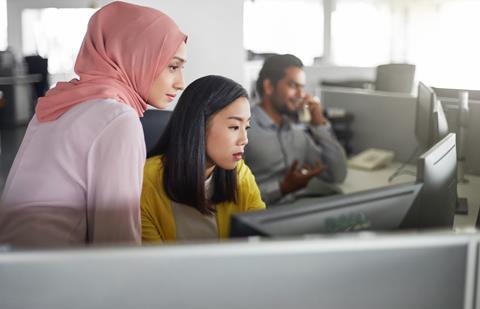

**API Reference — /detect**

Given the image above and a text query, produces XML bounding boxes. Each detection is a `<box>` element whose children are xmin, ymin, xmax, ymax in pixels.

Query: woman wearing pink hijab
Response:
<box><xmin>0</xmin><ymin>1</ymin><xmax>187</xmax><ymax>247</ymax></box>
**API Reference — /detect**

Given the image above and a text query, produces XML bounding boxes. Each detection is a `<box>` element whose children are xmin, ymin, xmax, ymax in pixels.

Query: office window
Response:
<box><xmin>405</xmin><ymin>1</ymin><xmax>480</xmax><ymax>89</ymax></box>
<box><xmin>243</xmin><ymin>0</ymin><xmax>324</xmax><ymax>65</ymax></box>
<box><xmin>22</xmin><ymin>8</ymin><xmax>96</xmax><ymax>74</ymax></box>
<box><xmin>0</xmin><ymin>0</ymin><xmax>7</xmax><ymax>50</ymax></box>
<box><xmin>331</xmin><ymin>0</ymin><xmax>391</xmax><ymax>66</ymax></box>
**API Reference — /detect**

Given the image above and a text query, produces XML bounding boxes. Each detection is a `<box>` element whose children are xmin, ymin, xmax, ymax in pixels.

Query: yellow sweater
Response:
<box><xmin>141</xmin><ymin>156</ymin><xmax>266</xmax><ymax>243</ymax></box>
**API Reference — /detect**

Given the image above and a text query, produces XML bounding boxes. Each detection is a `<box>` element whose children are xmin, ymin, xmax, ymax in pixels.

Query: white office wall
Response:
<box><xmin>0</xmin><ymin>0</ymin><xmax>6</xmax><ymax>50</ymax></box>
<box><xmin>136</xmin><ymin>0</ymin><xmax>245</xmax><ymax>86</ymax></box>
<box><xmin>6</xmin><ymin>0</ymin><xmax>245</xmax><ymax>87</ymax></box>
<box><xmin>244</xmin><ymin>0</ymin><xmax>324</xmax><ymax>65</ymax></box>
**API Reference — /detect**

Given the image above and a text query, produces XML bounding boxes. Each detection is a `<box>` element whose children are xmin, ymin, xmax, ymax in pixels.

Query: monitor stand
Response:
<box><xmin>455</xmin><ymin>197</ymin><xmax>469</xmax><ymax>215</ymax></box>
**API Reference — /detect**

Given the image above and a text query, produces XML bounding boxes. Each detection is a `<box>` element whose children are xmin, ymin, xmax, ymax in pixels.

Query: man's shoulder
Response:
<box><xmin>249</xmin><ymin>104</ymin><xmax>274</xmax><ymax>129</ymax></box>
<box><xmin>249</xmin><ymin>104</ymin><xmax>262</xmax><ymax>121</ymax></box>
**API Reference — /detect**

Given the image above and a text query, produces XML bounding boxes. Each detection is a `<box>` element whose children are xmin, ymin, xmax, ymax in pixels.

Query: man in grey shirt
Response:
<box><xmin>245</xmin><ymin>54</ymin><xmax>347</xmax><ymax>206</ymax></box>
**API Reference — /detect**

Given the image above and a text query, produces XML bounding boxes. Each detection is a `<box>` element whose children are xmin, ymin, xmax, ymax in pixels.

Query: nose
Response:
<box><xmin>173</xmin><ymin>71</ymin><xmax>185</xmax><ymax>91</ymax></box>
<box><xmin>238</xmin><ymin>127</ymin><xmax>248</xmax><ymax>146</ymax></box>
<box><xmin>296</xmin><ymin>87</ymin><xmax>305</xmax><ymax>99</ymax></box>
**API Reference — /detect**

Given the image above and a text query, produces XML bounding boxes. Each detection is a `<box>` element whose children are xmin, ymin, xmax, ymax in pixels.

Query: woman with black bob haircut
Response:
<box><xmin>141</xmin><ymin>75</ymin><xmax>265</xmax><ymax>243</ymax></box>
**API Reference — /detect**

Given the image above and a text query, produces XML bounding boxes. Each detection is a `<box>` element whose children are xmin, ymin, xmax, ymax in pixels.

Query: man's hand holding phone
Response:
<box><xmin>300</xmin><ymin>94</ymin><xmax>328</xmax><ymax>126</ymax></box>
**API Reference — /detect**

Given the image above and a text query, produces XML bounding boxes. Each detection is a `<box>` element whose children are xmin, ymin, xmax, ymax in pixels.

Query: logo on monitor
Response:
<box><xmin>325</xmin><ymin>213</ymin><xmax>371</xmax><ymax>233</ymax></box>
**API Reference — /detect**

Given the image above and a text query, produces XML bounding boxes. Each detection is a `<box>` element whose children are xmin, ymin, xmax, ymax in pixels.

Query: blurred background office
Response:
<box><xmin>0</xmin><ymin>0</ymin><xmax>479</xmax><ymax>190</ymax></box>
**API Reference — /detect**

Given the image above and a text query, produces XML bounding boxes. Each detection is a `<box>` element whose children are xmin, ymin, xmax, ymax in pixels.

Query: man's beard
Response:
<box><xmin>271</xmin><ymin>95</ymin><xmax>299</xmax><ymax>121</ymax></box>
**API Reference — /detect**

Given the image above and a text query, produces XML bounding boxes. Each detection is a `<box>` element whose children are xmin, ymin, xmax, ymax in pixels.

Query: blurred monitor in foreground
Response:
<box><xmin>0</xmin><ymin>232</ymin><xmax>477</xmax><ymax>309</ymax></box>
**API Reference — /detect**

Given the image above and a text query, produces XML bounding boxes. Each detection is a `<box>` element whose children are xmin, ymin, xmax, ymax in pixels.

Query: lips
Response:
<box><xmin>233</xmin><ymin>152</ymin><xmax>243</xmax><ymax>161</ymax></box>
<box><xmin>166</xmin><ymin>94</ymin><xmax>176</xmax><ymax>102</ymax></box>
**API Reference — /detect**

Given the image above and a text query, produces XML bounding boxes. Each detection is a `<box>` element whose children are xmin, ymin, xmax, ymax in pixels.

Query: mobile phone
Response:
<box><xmin>298</xmin><ymin>104</ymin><xmax>311</xmax><ymax>123</ymax></box>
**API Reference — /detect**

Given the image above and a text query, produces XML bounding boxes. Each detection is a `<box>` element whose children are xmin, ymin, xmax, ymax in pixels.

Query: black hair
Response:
<box><xmin>149</xmin><ymin>75</ymin><xmax>249</xmax><ymax>214</ymax></box>
<box><xmin>255</xmin><ymin>54</ymin><xmax>304</xmax><ymax>98</ymax></box>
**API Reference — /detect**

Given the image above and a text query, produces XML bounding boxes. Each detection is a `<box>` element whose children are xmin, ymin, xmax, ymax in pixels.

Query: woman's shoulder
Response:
<box><xmin>233</xmin><ymin>160</ymin><xmax>266</xmax><ymax>210</ymax></box>
<box><xmin>235</xmin><ymin>160</ymin><xmax>254</xmax><ymax>182</ymax></box>
<box><xmin>144</xmin><ymin>155</ymin><xmax>164</xmax><ymax>181</ymax></box>
<box><xmin>61</xmin><ymin>99</ymin><xmax>140</xmax><ymax>132</ymax></box>
<box><xmin>91</xmin><ymin>99</ymin><xmax>138</xmax><ymax>122</ymax></box>
<box><xmin>73</xmin><ymin>98</ymin><xmax>135</xmax><ymax>116</ymax></box>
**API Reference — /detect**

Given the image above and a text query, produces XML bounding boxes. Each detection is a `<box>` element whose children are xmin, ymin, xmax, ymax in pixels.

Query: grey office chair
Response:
<box><xmin>375</xmin><ymin>63</ymin><xmax>416</xmax><ymax>93</ymax></box>
<box><xmin>140</xmin><ymin>109</ymin><xmax>172</xmax><ymax>154</ymax></box>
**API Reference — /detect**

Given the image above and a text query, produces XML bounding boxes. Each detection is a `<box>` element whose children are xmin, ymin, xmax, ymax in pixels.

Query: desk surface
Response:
<box><xmin>339</xmin><ymin>162</ymin><xmax>480</xmax><ymax>229</ymax></box>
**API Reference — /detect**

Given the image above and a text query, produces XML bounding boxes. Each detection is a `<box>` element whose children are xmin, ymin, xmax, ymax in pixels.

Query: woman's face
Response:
<box><xmin>206</xmin><ymin>97</ymin><xmax>251</xmax><ymax>171</ymax></box>
<box><xmin>147</xmin><ymin>41</ymin><xmax>187</xmax><ymax>109</ymax></box>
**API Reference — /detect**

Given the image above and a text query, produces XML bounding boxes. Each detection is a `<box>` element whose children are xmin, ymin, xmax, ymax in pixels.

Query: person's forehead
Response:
<box><xmin>213</xmin><ymin>97</ymin><xmax>249</xmax><ymax>118</ymax></box>
<box><xmin>172</xmin><ymin>42</ymin><xmax>187</xmax><ymax>62</ymax></box>
<box><xmin>282</xmin><ymin>66</ymin><xmax>306</xmax><ymax>84</ymax></box>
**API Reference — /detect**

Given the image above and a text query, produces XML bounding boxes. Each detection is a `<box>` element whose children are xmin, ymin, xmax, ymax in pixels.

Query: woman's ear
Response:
<box><xmin>263</xmin><ymin>79</ymin><xmax>274</xmax><ymax>97</ymax></box>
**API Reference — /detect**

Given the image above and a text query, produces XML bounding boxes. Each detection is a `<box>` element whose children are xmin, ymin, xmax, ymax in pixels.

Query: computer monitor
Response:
<box><xmin>415</xmin><ymin>82</ymin><xmax>449</xmax><ymax>152</ymax></box>
<box><xmin>0</xmin><ymin>232</ymin><xmax>477</xmax><ymax>309</ymax></box>
<box><xmin>401</xmin><ymin>133</ymin><xmax>457</xmax><ymax>229</ymax></box>
<box><xmin>230</xmin><ymin>182</ymin><xmax>422</xmax><ymax>238</ymax></box>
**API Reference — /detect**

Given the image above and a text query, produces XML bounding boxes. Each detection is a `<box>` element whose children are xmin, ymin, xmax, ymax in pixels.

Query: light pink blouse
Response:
<box><xmin>0</xmin><ymin>99</ymin><xmax>146</xmax><ymax>247</ymax></box>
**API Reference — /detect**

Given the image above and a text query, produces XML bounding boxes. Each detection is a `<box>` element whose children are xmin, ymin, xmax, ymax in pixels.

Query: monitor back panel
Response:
<box><xmin>0</xmin><ymin>233</ymin><xmax>477</xmax><ymax>309</ymax></box>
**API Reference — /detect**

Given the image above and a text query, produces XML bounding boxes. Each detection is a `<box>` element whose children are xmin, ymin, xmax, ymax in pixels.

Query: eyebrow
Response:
<box><xmin>172</xmin><ymin>56</ymin><xmax>187</xmax><ymax>63</ymax></box>
<box><xmin>288</xmin><ymin>80</ymin><xmax>305</xmax><ymax>88</ymax></box>
<box><xmin>228</xmin><ymin>116</ymin><xmax>251</xmax><ymax>122</ymax></box>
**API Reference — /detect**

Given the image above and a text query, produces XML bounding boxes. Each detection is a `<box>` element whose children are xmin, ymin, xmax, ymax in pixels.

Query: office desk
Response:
<box><xmin>339</xmin><ymin>162</ymin><xmax>480</xmax><ymax>229</ymax></box>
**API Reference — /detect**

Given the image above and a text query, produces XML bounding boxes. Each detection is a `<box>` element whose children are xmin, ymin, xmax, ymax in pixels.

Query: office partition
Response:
<box><xmin>322</xmin><ymin>87</ymin><xmax>417</xmax><ymax>162</ymax></box>
<box><xmin>322</xmin><ymin>86</ymin><xmax>480</xmax><ymax>175</ymax></box>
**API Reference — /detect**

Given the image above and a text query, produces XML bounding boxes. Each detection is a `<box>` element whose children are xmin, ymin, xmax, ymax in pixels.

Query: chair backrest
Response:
<box><xmin>140</xmin><ymin>109</ymin><xmax>172</xmax><ymax>154</ymax></box>
<box><xmin>375</xmin><ymin>63</ymin><xmax>416</xmax><ymax>93</ymax></box>
<box><xmin>24</xmin><ymin>55</ymin><xmax>49</xmax><ymax>99</ymax></box>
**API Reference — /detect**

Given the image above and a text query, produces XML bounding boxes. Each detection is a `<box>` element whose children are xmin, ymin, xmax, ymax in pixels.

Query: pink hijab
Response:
<box><xmin>35</xmin><ymin>1</ymin><xmax>187</xmax><ymax>122</ymax></box>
